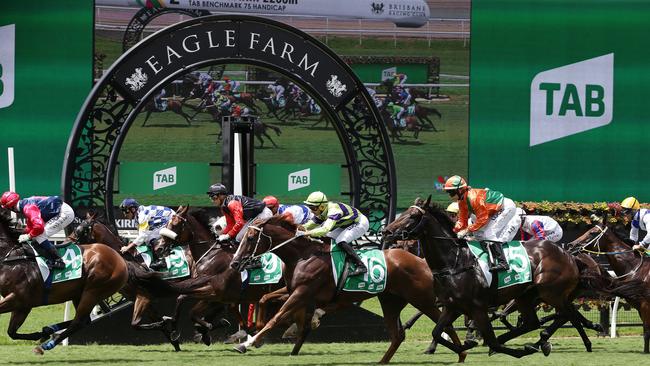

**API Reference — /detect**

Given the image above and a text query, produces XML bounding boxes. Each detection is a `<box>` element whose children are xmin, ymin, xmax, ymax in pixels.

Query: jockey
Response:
<box><xmin>620</xmin><ymin>197</ymin><xmax>650</xmax><ymax>252</ymax></box>
<box><xmin>267</xmin><ymin>81</ymin><xmax>285</xmax><ymax>106</ymax></box>
<box><xmin>262</xmin><ymin>195</ymin><xmax>313</xmax><ymax>225</ymax></box>
<box><xmin>446</xmin><ymin>201</ymin><xmax>476</xmax><ymax>225</ymax></box>
<box><xmin>302</xmin><ymin>191</ymin><xmax>369</xmax><ymax>276</ymax></box>
<box><xmin>198</xmin><ymin>72</ymin><xmax>212</xmax><ymax>90</ymax></box>
<box><xmin>443</xmin><ymin>175</ymin><xmax>520</xmax><ymax>272</ymax></box>
<box><xmin>516</xmin><ymin>208</ymin><xmax>563</xmax><ymax>242</ymax></box>
<box><xmin>393</xmin><ymin>73</ymin><xmax>407</xmax><ymax>87</ymax></box>
<box><xmin>154</xmin><ymin>88</ymin><xmax>167</xmax><ymax>111</ymax></box>
<box><xmin>387</xmin><ymin>102</ymin><xmax>406</xmax><ymax>128</ymax></box>
<box><xmin>215</xmin><ymin>90</ymin><xmax>231</xmax><ymax>112</ymax></box>
<box><xmin>118</xmin><ymin>198</ymin><xmax>175</xmax><ymax>270</ymax></box>
<box><xmin>1</xmin><ymin>191</ymin><xmax>74</xmax><ymax>269</ymax></box>
<box><xmin>207</xmin><ymin>183</ymin><xmax>272</xmax><ymax>242</ymax></box>
<box><xmin>398</xmin><ymin>88</ymin><xmax>412</xmax><ymax>106</ymax></box>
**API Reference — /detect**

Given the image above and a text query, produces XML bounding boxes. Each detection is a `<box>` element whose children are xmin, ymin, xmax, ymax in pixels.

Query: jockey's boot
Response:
<box><xmin>149</xmin><ymin>251</ymin><xmax>167</xmax><ymax>271</ymax></box>
<box><xmin>486</xmin><ymin>241</ymin><xmax>510</xmax><ymax>272</ymax></box>
<box><xmin>338</xmin><ymin>241</ymin><xmax>367</xmax><ymax>276</ymax></box>
<box><xmin>39</xmin><ymin>239</ymin><xmax>65</xmax><ymax>270</ymax></box>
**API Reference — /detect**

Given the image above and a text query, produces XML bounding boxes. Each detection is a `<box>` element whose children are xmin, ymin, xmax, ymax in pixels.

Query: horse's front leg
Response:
<box><xmin>234</xmin><ymin>286</ymin><xmax>309</xmax><ymax>354</ymax></box>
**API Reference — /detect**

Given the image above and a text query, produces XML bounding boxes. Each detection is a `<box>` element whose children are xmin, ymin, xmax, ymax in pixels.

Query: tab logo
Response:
<box><xmin>288</xmin><ymin>168</ymin><xmax>310</xmax><ymax>191</ymax></box>
<box><xmin>530</xmin><ymin>53</ymin><xmax>613</xmax><ymax>146</ymax></box>
<box><xmin>153</xmin><ymin>166</ymin><xmax>176</xmax><ymax>191</ymax></box>
<box><xmin>382</xmin><ymin>67</ymin><xmax>396</xmax><ymax>81</ymax></box>
<box><xmin>0</xmin><ymin>24</ymin><xmax>16</xmax><ymax>109</ymax></box>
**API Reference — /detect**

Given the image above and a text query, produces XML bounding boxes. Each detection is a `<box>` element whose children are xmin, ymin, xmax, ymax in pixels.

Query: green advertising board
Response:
<box><xmin>119</xmin><ymin>162</ymin><xmax>211</xmax><ymax>195</ymax></box>
<box><xmin>0</xmin><ymin>3</ymin><xmax>93</xmax><ymax>195</ymax></box>
<box><xmin>350</xmin><ymin>64</ymin><xmax>429</xmax><ymax>84</ymax></box>
<box><xmin>470</xmin><ymin>0</ymin><xmax>650</xmax><ymax>202</ymax></box>
<box><xmin>256</xmin><ymin>163</ymin><xmax>341</xmax><ymax>201</ymax></box>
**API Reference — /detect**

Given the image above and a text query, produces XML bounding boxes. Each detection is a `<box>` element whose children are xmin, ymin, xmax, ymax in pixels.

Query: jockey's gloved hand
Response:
<box><xmin>18</xmin><ymin>234</ymin><xmax>31</xmax><ymax>243</ymax></box>
<box><xmin>633</xmin><ymin>244</ymin><xmax>647</xmax><ymax>253</ymax></box>
<box><xmin>217</xmin><ymin>234</ymin><xmax>231</xmax><ymax>243</ymax></box>
<box><xmin>295</xmin><ymin>230</ymin><xmax>307</xmax><ymax>237</ymax></box>
<box><xmin>456</xmin><ymin>229</ymin><xmax>469</xmax><ymax>239</ymax></box>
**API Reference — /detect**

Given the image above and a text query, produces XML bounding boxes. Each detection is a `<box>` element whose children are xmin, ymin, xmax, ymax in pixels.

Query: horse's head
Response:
<box><xmin>230</xmin><ymin>215</ymin><xmax>297</xmax><ymax>272</ymax></box>
<box><xmin>154</xmin><ymin>205</ymin><xmax>193</xmax><ymax>258</ymax></box>
<box><xmin>568</xmin><ymin>219</ymin><xmax>629</xmax><ymax>254</ymax></box>
<box><xmin>0</xmin><ymin>208</ymin><xmax>20</xmax><ymax>249</ymax></box>
<box><xmin>382</xmin><ymin>196</ymin><xmax>433</xmax><ymax>245</ymax></box>
<box><xmin>73</xmin><ymin>217</ymin><xmax>96</xmax><ymax>244</ymax></box>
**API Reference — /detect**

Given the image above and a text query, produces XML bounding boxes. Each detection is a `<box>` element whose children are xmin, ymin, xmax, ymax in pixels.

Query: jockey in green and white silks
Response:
<box><xmin>302</xmin><ymin>191</ymin><xmax>369</xmax><ymax>276</ymax></box>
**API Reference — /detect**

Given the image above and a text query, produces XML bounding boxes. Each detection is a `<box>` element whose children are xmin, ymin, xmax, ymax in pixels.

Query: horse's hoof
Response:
<box><xmin>201</xmin><ymin>333</ymin><xmax>212</xmax><ymax>346</ymax></box>
<box><xmin>541</xmin><ymin>342</ymin><xmax>552</xmax><ymax>356</ymax></box>
<box><xmin>33</xmin><ymin>346</ymin><xmax>44</xmax><ymax>355</ymax></box>
<box><xmin>458</xmin><ymin>351</ymin><xmax>468</xmax><ymax>363</ymax></box>
<box><xmin>423</xmin><ymin>343</ymin><xmax>437</xmax><ymax>354</ymax></box>
<box><xmin>594</xmin><ymin>324</ymin><xmax>605</xmax><ymax>333</ymax></box>
<box><xmin>253</xmin><ymin>339</ymin><xmax>264</xmax><ymax>349</ymax></box>
<box><xmin>464</xmin><ymin>339</ymin><xmax>478</xmax><ymax>349</ymax></box>
<box><xmin>282</xmin><ymin>323</ymin><xmax>299</xmax><ymax>339</ymax></box>
<box><xmin>224</xmin><ymin>330</ymin><xmax>248</xmax><ymax>344</ymax></box>
<box><xmin>171</xmin><ymin>340</ymin><xmax>181</xmax><ymax>352</ymax></box>
<box><xmin>488</xmin><ymin>348</ymin><xmax>496</xmax><ymax>356</ymax></box>
<box><xmin>233</xmin><ymin>344</ymin><xmax>247</xmax><ymax>354</ymax></box>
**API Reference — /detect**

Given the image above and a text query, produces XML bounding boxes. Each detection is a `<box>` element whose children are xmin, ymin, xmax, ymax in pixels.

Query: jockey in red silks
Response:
<box><xmin>1</xmin><ymin>191</ymin><xmax>75</xmax><ymax>269</ymax></box>
<box><xmin>206</xmin><ymin>183</ymin><xmax>272</xmax><ymax>243</ymax></box>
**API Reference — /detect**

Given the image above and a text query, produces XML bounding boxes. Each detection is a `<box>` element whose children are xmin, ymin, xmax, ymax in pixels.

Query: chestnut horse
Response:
<box><xmin>382</xmin><ymin>198</ymin><xmax>595</xmax><ymax>358</ymax></box>
<box><xmin>569</xmin><ymin>222</ymin><xmax>650</xmax><ymax>353</ymax></box>
<box><xmin>71</xmin><ymin>212</ymin><xmax>216</xmax><ymax>350</ymax></box>
<box><xmin>229</xmin><ymin>215</ymin><xmax>467</xmax><ymax>364</ymax></box>
<box><xmin>0</xmin><ymin>209</ymin><xmax>128</xmax><ymax>354</ymax></box>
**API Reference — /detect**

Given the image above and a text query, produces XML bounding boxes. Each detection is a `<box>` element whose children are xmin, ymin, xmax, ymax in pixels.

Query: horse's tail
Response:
<box><xmin>264</xmin><ymin>123</ymin><xmax>282</xmax><ymax>136</ymax></box>
<box><xmin>577</xmin><ymin>265</ymin><xmax>648</xmax><ymax>301</ymax></box>
<box><xmin>126</xmin><ymin>261</ymin><xmax>210</xmax><ymax>297</ymax></box>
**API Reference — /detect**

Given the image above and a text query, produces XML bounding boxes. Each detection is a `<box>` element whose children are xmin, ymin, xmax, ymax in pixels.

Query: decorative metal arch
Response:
<box><xmin>63</xmin><ymin>15</ymin><xmax>396</xmax><ymax>235</ymax></box>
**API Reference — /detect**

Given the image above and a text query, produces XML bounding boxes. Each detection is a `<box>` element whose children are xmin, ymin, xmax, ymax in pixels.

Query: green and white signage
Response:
<box><xmin>256</xmin><ymin>163</ymin><xmax>340</xmax><ymax>198</ymax></box>
<box><xmin>0</xmin><ymin>2</ymin><xmax>93</xmax><ymax>195</ymax></box>
<box><xmin>119</xmin><ymin>162</ymin><xmax>210</xmax><ymax>195</ymax></box>
<box><xmin>470</xmin><ymin>0</ymin><xmax>650</xmax><ymax>202</ymax></box>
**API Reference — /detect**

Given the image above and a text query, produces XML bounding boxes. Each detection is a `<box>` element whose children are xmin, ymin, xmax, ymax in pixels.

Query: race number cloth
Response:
<box><xmin>330</xmin><ymin>244</ymin><xmax>387</xmax><ymax>294</ymax></box>
<box><xmin>242</xmin><ymin>253</ymin><xmax>283</xmax><ymax>285</ymax></box>
<box><xmin>136</xmin><ymin>245</ymin><xmax>190</xmax><ymax>280</ymax></box>
<box><xmin>467</xmin><ymin>241</ymin><xmax>532</xmax><ymax>289</ymax></box>
<box><xmin>35</xmin><ymin>244</ymin><xmax>83</xmax><ymax>284</ymax></box>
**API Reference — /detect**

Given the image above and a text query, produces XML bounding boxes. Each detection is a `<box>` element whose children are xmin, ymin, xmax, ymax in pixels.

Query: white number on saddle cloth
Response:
<box><xmin>262</xmin><ymin>254</ymin><xmax>278</xmax><ymax>274</ymax></box>
<box><xmin>362</xmin><ymin>256</ymin><xmax>386</xmax><ymax>283</ymax></box>
<box><xmin>507</xmin><ymin>250</ymin><xmax>527</xmax><ymax>273</ymax></box>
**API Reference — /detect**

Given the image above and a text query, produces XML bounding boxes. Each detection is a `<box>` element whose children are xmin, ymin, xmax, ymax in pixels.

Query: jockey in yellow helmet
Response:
<box><xmin>620</xmin><ymin>197</ymin><xmax>649</xmax><ymax>253</ymax></box>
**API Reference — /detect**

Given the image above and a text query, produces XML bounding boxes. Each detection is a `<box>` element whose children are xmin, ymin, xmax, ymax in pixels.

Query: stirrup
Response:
<box><xmin>150</xmin><ymin>260</ymin><xmax>167</xmax><ymax>270</ymax></box>
<box><xmin>49</xmin><ymin>259</ymin><xmax>65</xmax><ymax>270</ymax></box>
<box><xmin>348</xmin><ymin>265</ymin><xmax>367</xmax><ymax>277</ymax></box>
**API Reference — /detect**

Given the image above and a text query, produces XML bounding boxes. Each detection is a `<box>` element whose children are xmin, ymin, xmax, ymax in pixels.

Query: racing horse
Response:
<box><xmin>229</xmin><ymin>215</ymin><xmax>467</xmax><ymax>364</ymax></box>
<box><xmin>0</xmin><ymin>209</ymin><xmax>128</xmax><ymax>354</ymax></box>
<box><xmin>153</xmin><ymin>206</ymin><xmax>287</xmax><ymax>346</ymax></box>
<box><xmin>70</xmin><ymin>211</ymin><xmax>214</xmax><ymax>350</ymax></box>
<box><xmin>569</xmin><ymin>221</ymin><xmax>650</xmax><ymax>353</ymax></box>
<box><xmin>141</xmin><ymin>98</ymin><xmax>193</xmax><ymax>127</ymax></box>
<box><xmin>382</xmin><ymin>197</ymin><xmax>604</xmax><ymax>358</ymax></box>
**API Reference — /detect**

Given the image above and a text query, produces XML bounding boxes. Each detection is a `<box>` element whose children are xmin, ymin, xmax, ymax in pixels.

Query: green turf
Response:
<box><xmin>0</xmin><ymin>336</ymin><xmax>647</xmax><ymax>365</ymax></box>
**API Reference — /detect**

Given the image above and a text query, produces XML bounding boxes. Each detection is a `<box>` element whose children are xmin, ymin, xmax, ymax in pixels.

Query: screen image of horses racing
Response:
<box><xmin>2</xmin><ymin>1</ymin><xmax>650</xmax><ymax>365</ymax></box>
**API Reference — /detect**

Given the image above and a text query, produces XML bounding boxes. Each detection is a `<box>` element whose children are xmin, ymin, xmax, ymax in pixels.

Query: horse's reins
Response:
<box><xmin>245</xmin><ymin>225</ymin><xmax>322</xmax><ymax>261</ymax></box>
<box><xmin>575</xmin><ymin>225</ymin><xmax>644</xmax><ymax>279</ymax></box>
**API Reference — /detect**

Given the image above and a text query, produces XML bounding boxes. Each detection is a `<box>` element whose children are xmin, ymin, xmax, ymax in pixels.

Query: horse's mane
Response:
<box><xmin>188</xmin><ymin>208</ymin><xmax>213</xmax><ymax>231</ymax></box>
<box><xmin>263</xmin><ymin>214</ymin><xmax>298</xmax><ymax>233</ymax></box>
<box><xmin>425</xmin><ymin>202</ymin><xmax>456</xmax><ymax>234</ymax></box>
<box><xmin>0</xmin><ymin>209</ymin><xmax>21</xmax><ymax>240</ymax></box>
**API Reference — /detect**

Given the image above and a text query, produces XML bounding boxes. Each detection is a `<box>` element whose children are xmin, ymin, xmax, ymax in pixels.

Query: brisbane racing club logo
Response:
<box><xmin>529</xmin><ymin>53</ymin><xmax>613</xmax><ymax>146</ymax></box>
<box><xmin>125</xmin><ymin>67</ymin><xmax>148</xmax><ymax>92</ymax></box>
<box><xmin>371</xmin><ymin>2</ymin><xmax>385</xmax><ymax>15</ymax></box>
<box><xmin>326</xmin><ymin>75</ymin><xmax>347</xmax><ymax>97</ymax></box>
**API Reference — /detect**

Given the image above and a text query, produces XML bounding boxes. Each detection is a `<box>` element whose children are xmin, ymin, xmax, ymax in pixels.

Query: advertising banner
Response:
<box><xmin>119</xmin><ymin>162</ymin><xmax>211</xmax><ymax>195</ymax></box>
<box><xmin>0</xmin><ymin>3</ymin><xmax>93</xmax><ymax>195</ymax></box>
<box><xmin>470</xmin><ymin>0</ymin><xmax>650</xmax><ymax>202</ymax></box>
<box><xmin>256</xmin><ymin>163</ymin><xmax>340</xmax><ymax>199</ymax></box>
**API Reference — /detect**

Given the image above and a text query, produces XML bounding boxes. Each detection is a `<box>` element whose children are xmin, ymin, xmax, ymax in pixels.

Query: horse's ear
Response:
<box><xmin>176</xmin><ymin>205</ymin><xmax>188</xmax><ymax>215</ymax></box>
<box><xmin>424</xmin><ymin>195</ymin><xmax>432</xmax><ymax>209</ymax></box>
<box><xmin>413</xmin><ymin>197</ymin><xmax>424</xmax><ymax>206</ymax></box>
<box><xmin>86</xmin><ymin>210</ymin><xmax>97</xmax><ymax>220</ymax></box>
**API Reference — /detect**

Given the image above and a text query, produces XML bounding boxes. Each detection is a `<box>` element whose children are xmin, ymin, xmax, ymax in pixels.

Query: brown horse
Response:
<box><xmin>71</xmin><ymin>211</ymin><xmax>214</xmax><ymax>350</ymax></box>
<box><xmin>382</xmin><ymin>198</ymin><xmax>603</xmax><ymax>358</ymax></box>
<box><xmin>229</xmin><ymin>215</ymin><xmax>467</xmax><ymax>364</ymax></box>
<box><xmin>142</xmin><ymin>98</ymin><xmax>193</xmax><ymax>127</ymax></box>
<box><xmin>226</xmin><ymin>93</ymin><xmax>259</xmax><ymax>114</ymax></box>
<box><xmin>154</xmin><ymin>206</ymin><xmax>287</xmax><ymax>346</ymax></box>
<box><xmin>569</xmin><ymin>222</ymin><xmax>650</xmax><ymax>353</ymax></box>
<box><xmin>0</xmin><ymin>209</ymin><xmax>128</xmax><ymax>354</ymax></box>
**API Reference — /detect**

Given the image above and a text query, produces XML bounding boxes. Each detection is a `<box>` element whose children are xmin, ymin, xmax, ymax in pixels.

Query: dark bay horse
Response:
<box><xmin>71</xmin><ymin>211</ymin><xmax>214</xmax><ymax>350</ymax></box>
<box><xmin>230</xmin><ymin>215</ymin><xmax>467</xmax><ymax>364</ymax></box>
<box><xmin>382</xmin><ymin>198</ymin><xmax>594</xmax><ymax>358</ymax></box>
<box><xmin>570</xmin><ymin>222</ymin><xmax>650</xmax><ymax>353</ymax></box>
<box><xmin>154</xmin><ymin>206</ymin><xmax>287</xmax><ymax>346</ymax></box>
<box><xmin>142</xmin><ymin>98</ymin><xmax>193</xmax><ymax>127</ymax></box>
<box><xmin>0</xmin><ymin>209</ymin><xmax>128</xmax><ymax>354</ymax></box>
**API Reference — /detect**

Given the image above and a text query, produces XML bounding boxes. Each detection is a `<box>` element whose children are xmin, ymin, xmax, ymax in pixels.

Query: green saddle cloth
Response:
<box><xmin>137</xmin><ymin>245</ymin><xmax>190</xmax><ymax>280</ymax></box>
<box><xmin>467</xmin><ymin>241</ymin><xmax>532</xmax><ymax>289</ymax></box>
<box><xmin>330</xmin><ymin>244</ymin><xmax>387</xmax><ymax>294</ymax></box>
